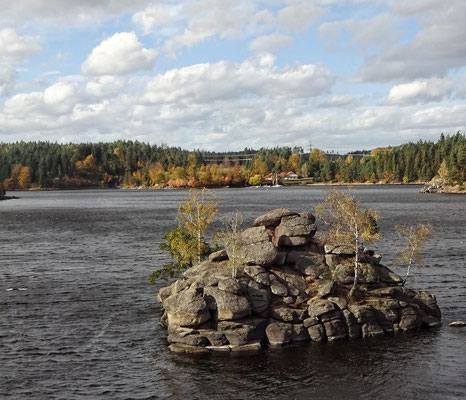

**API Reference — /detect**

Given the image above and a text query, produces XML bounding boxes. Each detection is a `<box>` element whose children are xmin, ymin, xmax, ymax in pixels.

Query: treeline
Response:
<box><xmin>0</xmin><ymin>133</ymin><xmax>464</xmax><ymax>190</ymax></box>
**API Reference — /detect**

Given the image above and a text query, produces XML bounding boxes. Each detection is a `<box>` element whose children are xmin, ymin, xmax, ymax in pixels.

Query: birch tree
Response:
<box><xmin>315</xmin><ymin>189</ymin><xmax>380</xmax><ymax>298</ymax></box>
<box><xmin>396</xmin><ymin>224</ymin><xmax>432</xmax><ymax>286</ymax></box>
<box><xmin>149</xmin><ymin>227</ymin><xmax>199</xmax><ymax>283</ymax></box>
<box><xmin>215</xmin><ymin>210</ymin><xmax>244</xmax><ymax>279</ymax></box>
<box><xmin>177</xmin><ymin>188</ymin><xmax>218</xmax><ymax>264</ymax></box>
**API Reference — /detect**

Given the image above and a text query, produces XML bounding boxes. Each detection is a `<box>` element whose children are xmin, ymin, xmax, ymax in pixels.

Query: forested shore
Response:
<box><xmin>0</xmin><ymin>132</ymin><xmax>464</xmax><ymax>190</ymax></box>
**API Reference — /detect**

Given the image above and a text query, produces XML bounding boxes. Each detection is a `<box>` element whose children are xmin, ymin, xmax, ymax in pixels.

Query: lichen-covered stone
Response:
<box><xmin>253</xmin><ymin>208</ymin><xmax>298</xmax><ymax>228</ymax></box>
<box><xmin>218</xmin><ymin>278</ymin><xmax>243</xmax><ymax>295</ymax></box>
<box><xmin>270</xmin><ymin>276</ymin><xmax>288</xmax><ymax>297</ymax></box>
<box><xmin>265</xmin><ymin>319</ymin><xmax>293</xmax><ymax>346</ymax></box>
<box><xmin>209</xmin><ymin>249</ymin><xmax>229</xmax><ymax>262</ymax></box>
<box><xmin>294</xmin><ymin>255</ymin><xmax>329</xmax><ymax>278</ymax></box>
<box><xmin>204</xmin><ymin>287</ymin><xmax>251</xmax><ymax>321</ymax></box>
<box><xmin>324</xmin><ymin>319</ymin><xmax>347</xmax><ymax>341</ymax></box>
<box><xmin>292</xmin><ymin>323</ymin><xmax>310</xmax><ymax>343</ymax></box>
<box><xmin>164</xmin><ymin>287</ymin><xmax>211</xmax><ymax>327</ymax></box>
<box><xmin>247</xmin><ymin>281</ymin><xmax>271</xmax><ymax>315</ymax></box>
<box><xmin>308</xmin><ymin>299</ymin><xmax>338</xmax><ymax>319</ymax></box>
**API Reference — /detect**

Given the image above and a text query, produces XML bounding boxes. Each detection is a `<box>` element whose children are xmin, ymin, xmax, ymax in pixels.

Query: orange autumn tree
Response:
<box><xmin>18</xmin><ymin>166</ymin><xmax>31</xmax><ymax>189</ymax></box>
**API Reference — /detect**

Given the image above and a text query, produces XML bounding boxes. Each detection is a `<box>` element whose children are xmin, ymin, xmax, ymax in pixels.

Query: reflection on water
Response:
<box><xmin>1</xmin><ymin>187</ymin><xmax>465</xmax><ymax>399</ymax></box>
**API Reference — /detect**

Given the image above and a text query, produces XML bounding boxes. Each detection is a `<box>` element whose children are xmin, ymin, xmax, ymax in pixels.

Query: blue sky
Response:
<box><xmin>0</xmin><ymin>0</ymin><xmax>465</xmax><ymax>151</ymax></box>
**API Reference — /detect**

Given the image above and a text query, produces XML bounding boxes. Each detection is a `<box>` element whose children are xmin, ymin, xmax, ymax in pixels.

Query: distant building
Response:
<box><xmin>282</xmin><ymin>172</ymin><xmax>298</xmax><ymax>180</ymax></box>
<box><xmin>265</xmin><ymin>171</ymin><xmax>298</xmax><ymax>183</ymax></box>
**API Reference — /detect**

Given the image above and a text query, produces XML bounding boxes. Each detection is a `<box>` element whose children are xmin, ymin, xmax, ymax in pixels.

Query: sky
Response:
<box><xmin>0</xmin><ymin>0</ymin><xmax>465</xmax><ymax>152</ymax></box>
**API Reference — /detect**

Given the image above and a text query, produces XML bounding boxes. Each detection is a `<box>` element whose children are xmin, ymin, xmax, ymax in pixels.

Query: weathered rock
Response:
<box><xmin>294</xmin><ymin>254</ymin><xmax>329</xmax><ymax>278</ymax></box>
<box><xmin>218</xmin><ymin>278</ymin><xmax>243</xmax><ymax>295</ymax></box>
<box><xmin>317</xmin><ymin>279</ymin><xmax>335</xmax><ymax>298</ymax></box>
<box><xmin>234</xmin><ymin>226</ymin><xmax>279</xmax><ymax>267</ymax></box>
<box><xmin>359</xmin><ymin>263</ymin><xmax>380</xmax><ymax>284</ymax></box>
<box><xmin>418</xmin><ymin>309</ymin><xmax>441</xmax><ymax>327</ymax></box>
<box><xmin>361</xmin><ymin>322</ymin><xmax>385</xmax><ymax>337</ymax></box>
<box><xmin>304</xmin><ymin>318</ymin><xmax>326</xmax><ymax>342</ymax></box>
<box><xmin>292</xmin><ymin>323</ymin><xmax>310</xmax><ymax>343</ymax></box>
<box><xmin>411</xmin><ymin>291</ymin><xmax>441</xmax><ymax>319</ymax></box>
<box><xmin>325</xmin><ymin>254</ymin><xmax>341</xmax><ymax>268</ymax></box>
<box><xmin>332</xmin><ymin>264</ymin><xmax>354</xmax><ymax>284</ymax></box>
<box><xmin>348</xmin><ymin>305</ymin><xmax>377</xmax><ymax>324</ymax></box>
<box><xmin>240</xmin><ymin>225</ymin><xmax>270</xmax><ymax>244</ymax></box>
<box><xmin>205</xmin><ymin>345</ymin><xmax>231</xmax><ymax>352</ymax></box>
<box><xmin>253</xmin><ymin>208</ymin><xmax>298</xmax><ymax>228</ymax></box>
<box><xmin>449</xmin><ymin>320</ymin><xmax>466</xmax><ymax>327</ymax></box>
<box><xmin>319</xmin><ymin>309</ymin><xmax>343</xmax><ymax>323</ymax></box>
<box><xmin>204</xmin><ymin>287</ymin><xmax>252</xmax><ymax>320</ymax></box>
<box><xmin>160</xmin><ymin>311</ymin><xmax>168</xmax><ymax>328</ymax></box>
<box><xmin>209</xmin><ymin>249</ymin><xmax>229</xmax><ymax>262</ymax></box>
<box><xmin>266</xmin><ymin>319</ymin><xmax>293</xmax><ymax>346</ymax></box>
<box><xmin>230</xmin><ymin>341</ymin><xmax>262</xmax><ymax>352</ymax></box>
<box><xmin>376</xmin><ymin>263</ymin><xmax>403</xmax><ymax>285</ymax></box>
<box><xmin>343</xmin><ymin>309</ymin><xmax>361</xmax><ymax>339</ymax></box>
<box><xmin>157</xmin><ymin>283</ymin><xmax>174</xmax><ymax>303</ymax></box>
<box><xmin>167</xmin><ymin>327</ymin><xmax>210</xmax><ymax>347</ymax></box>
<box><xmin>323</xmin><ymin>319</ymin><xmax>347</xmax><ymax>341</ymax></box>
<box><xmin>270</xmin><ymin>266</ymin><xmax>308</xmax><ymax>296</ymax></box>
<box><xmin>276</xmin><ymin>251</ymin><xmax>288</xmax><ymax>266</ymax></box>
<box><xmin>159</xmin><ymin>208</ymin><xmax>441</xmax><ymax>352</ymax></box>
<box><xmin>255</xmin><ymin>272</ymin><xmax>271</xmax><ymax>286</ymax></box>
<box><xmin>169</xmin><ymin>343</ymin><xmax>208</xmax><ymax>353</ymax></box>
<box><xmin>359</xmin><ymin>263</ymin><xmax>403</xmax><ymax>285</ymax></box>
<box><xmin>308</xmin><ymin>299</ymin><xmax>338</xmax><ymax>319</ymax></box>
<box><xmin>274</xmin><ymin>214</ymin><xmax>317</xmax><ymax>247</ymax></box>
<box><xmin>270</xmin><ymin>276</ymin><xmax>288</xmax><ymax>297</ymax></box>
<box><xmin>327</xmin><ymin>296</ymin><xmax>347</xmax><ymax>310</ymax></box>
<box><xmin>399</xmin><ymin>306</ymin><xmax>422</xmax><ymax>331</ymax></box>
<box><xmin>244</xmin><ymin>267</ymin><xmax>271</xmax><ymax>287</ymax></box>
<box><xmin>244</xmin><ymin>265</ymin><xmax>266</xmax><ymax>278</ymax></box>
<box><xmin>324</xmin><ymin>244</ymin><xmax>354</xmax><ymax>255</ymax></box>
<box><xmin>270</xmin><ymin>305</ymin><xmax>307</xmax><ymax>323</ymax></box>
<box><xmin>247</xmin><ymin>281</ymin><xmax>271</xmax><ymax>314</ymax></box>
<box><xmin>183</xmin><ymin>261</ymin><xmax>225</xmax><ymax>280</ymax></box>
<box><xmin>217</xmin><ymin>317</ymin><xmax>268</xmax><ymax>345</ymax></box>
<box><xmin>274</xmin><ymin>214</ymin><xmax>317</xmax><ymax>246</ymax></box>
<box><xmin>164</xmin><ymin>287</ymin><xmax>211</xmax><ymax>327</ymax></box>
<box><xmin>200</xmin><ymin>330</ymin><xmax>229</xmax><ymax>346</ymax></box>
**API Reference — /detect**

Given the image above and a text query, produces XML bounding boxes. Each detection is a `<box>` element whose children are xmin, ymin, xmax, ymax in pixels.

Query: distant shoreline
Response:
<box><xmin>5</xmin><ymin>181</ymin><xmax>465</xmax><ymax>194</ymax></box>
<box><xmin>5</xmin><ymin>181</ymin><xmax>429</xmax><ymax>192</ymax></box>
<box><xmin>0</xmin><ymin>195</ymin><xmax>20</xmax><ymax>201</ymax></box>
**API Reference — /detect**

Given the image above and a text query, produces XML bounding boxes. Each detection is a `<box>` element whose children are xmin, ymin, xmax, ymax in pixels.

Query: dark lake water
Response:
<box><xmin>1</xmin><ymin>186</ymin><xmax>465</xmax><ymax>399</ymax></box>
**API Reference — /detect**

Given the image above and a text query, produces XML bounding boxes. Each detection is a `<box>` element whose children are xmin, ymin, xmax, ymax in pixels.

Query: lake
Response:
<box><xmin>1</xmin><ymin>186</ymin><xmax>465</xmax><ymax>399</ymax></box>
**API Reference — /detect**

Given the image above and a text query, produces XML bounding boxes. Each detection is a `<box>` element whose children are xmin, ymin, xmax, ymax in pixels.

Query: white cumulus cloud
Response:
<box><xmin>277</xmin><ymin>2</ymin><xmax>325</xmax><ymax>32</ymax></box>
<box><xmin>0</xmin><ymin>28</ymin><xmax>42</xmax><ymax>63</ymax></box>
<box><xmin>143</xmin><ymin>58</ymin><xmax>335</xmax><ymax>104</ymax></box>
<box><xmin>81</xmin><ymin>32</ymin><xmax>156</xmax><ymax>76</ymax></box>
<box><xmin>85</xmin><ymin>75</ymin><xmax>125</xmax><ymax>98</ymax></box>
<box><xmin>132</xmin><ymin>3</ymin><xmax>181</xmax><ymax>34</ymax></box>
<box><xmin>388</xmin><ymin>78</ymin><xmax>453</xmax><ymax>104</ymax></box>
<box><xmin>0</xmin><ymin>64</ymin><xmax>16</xmax><ymax>97</ymax></box>
<box><xmin>0</xmin><ymin>0</ymin><xmax>150</xmax><ymax>27</ymax></box>
<box><xmin>248</xmin><ymin>33</ymin><xmax>292</xmax><ymax>53</ymax></box>
<box><xmin>357</xmin><ymin>1</ymin><xmax>466</xmax><ymax>81</ymax></box>
<box><xmin>4</xmin><ymin>81</ymin><xmax>80</xmax><ymax>117</ymax></box>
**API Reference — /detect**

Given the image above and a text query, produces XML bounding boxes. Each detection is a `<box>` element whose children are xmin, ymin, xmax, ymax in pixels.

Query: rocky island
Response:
<box><xmin>157</xmin><ymin>208</ymin><xmax>441</xmax><ymax>353</ymax></box>
<box><xmin>420</xmin><ymin>178</ymin><xmax>466</xmax><ymax>194</ymax></box>
<box><xmin>0</xmin><ymin>184</ymin><xmax>19</xmax><ymax>200</ymax></box>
